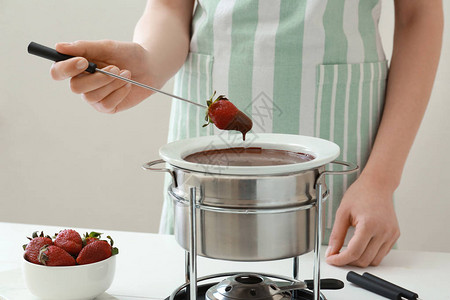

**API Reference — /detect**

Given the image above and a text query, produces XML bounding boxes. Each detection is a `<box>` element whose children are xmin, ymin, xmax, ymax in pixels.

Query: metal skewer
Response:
<box><xmin>95</xmin><ymin>68</ymin><xmax>207</xmax><ymax>108</ymax></box>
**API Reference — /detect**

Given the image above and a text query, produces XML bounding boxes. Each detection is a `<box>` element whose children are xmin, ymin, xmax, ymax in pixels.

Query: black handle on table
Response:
<box><xmin>362</xmin><ymin>272</ymin><xmax>418</xmax><ymax>299</ymax></box>
<box><xmin>27</xmin><ymin>42</ymin><xmax>97</xmax><ymax>73</ymax></box>
<box><xmin>304</xmin><ymin>278</ymin><xmax>345</xmax><ymax>290</ymax></box>
<box><xmin>347</xmin><ymin>271</ymin><xmax>403</xmax><ymax>299</ymax></box>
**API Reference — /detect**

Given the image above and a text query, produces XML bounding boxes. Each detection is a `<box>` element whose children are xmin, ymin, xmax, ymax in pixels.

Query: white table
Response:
<box><xmin>0</xmin><ymin>222</ymin><xmax>449</xmax><ymax>300</ymax></box>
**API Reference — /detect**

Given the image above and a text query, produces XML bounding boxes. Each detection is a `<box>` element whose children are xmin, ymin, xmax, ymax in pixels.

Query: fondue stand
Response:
<box><xmin>143</xmin><ymin>134</ymin><xmax>359</xmax><ymax>300</ymax></box>
<box><xmin>169</xmin><ymin>175</ymin><xmax>350</xmax><ymax>300</ymax></box>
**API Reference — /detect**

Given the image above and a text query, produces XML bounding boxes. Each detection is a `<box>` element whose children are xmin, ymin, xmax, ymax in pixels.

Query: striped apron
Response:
<box><xmin>160</xmin><ymin>0</ymin><xmax>389</xmax><ymax>244</ymax></box>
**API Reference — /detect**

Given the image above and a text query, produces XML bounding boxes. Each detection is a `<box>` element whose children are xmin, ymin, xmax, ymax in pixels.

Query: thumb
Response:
<box><xmin>325</xmin><ymin>210</ymin><xmax>350</xmax><ymax>258</ymax></box>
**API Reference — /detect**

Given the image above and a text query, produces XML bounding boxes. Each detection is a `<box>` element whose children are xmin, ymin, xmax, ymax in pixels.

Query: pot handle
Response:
<box><xmin>316</xmin><ymin>160</ymin><xmax>359</xmax><ymax>184</ymax></box>
<box><xmin>142</xmin><ymin>159</ymin><xmax>169</xmax><ymax>172</ymax></box>
<box><xmin>142</xmin><ymin>159</ymin><xmax>177</xmax><ymax>187</ymax></box>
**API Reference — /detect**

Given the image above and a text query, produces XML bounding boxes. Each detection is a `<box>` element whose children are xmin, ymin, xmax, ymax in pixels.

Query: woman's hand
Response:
<box><xmin>50</xmin><ymin>40</ymin><xmax>157</xmax><ymax>113</ymax></box>
<box><xmin>325</xmin><ymin>174</ymin><xmax>400</xmax><ymax>267</ymax></box>
<box><xmin>49</xmin><ymin>1</ymin><xmax>195</xmax><ymax>113</ymax></box>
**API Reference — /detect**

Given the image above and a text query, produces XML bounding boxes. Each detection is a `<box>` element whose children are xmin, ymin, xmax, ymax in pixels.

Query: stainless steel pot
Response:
<box><xmin>143</xmin><ymin>134</ymin><xmax>358</xmax><ymax>261</ymax></box>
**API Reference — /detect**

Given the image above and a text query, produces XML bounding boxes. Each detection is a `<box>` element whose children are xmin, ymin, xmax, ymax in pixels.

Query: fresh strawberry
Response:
<box><xmin>23</xmin><ymin>231</ymin><xmax>53</xmax><ymax>265</ymax></box>
<box><xmin>82</xmin><ymin>231</ymin><xmax>102</xmax><ymax>246</ymax></box>
<box><xmin>203</xmin><ymin>91</ymin><xmax>253</xmax><ymax>140</ymax></box>
<box><xmin>54</xmin><ymin>229</ymin><xmax>83</xmax><ymax>256</ymax></box>
<box><xmin>77</xmin><ymin>236</ymin><xmax>118</xmax><ymax>265</ymax></box>
<box><xmin>38</xmin><ymin>245</ymin><xmax>76</xmax><ymax>266</ymax></box>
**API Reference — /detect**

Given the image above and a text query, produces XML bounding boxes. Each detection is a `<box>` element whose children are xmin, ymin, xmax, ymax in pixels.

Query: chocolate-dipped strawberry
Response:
<box><xmin>203</xmin><ymin>92</ymin><xmax>253</xmax><ymax>140</ymax></box>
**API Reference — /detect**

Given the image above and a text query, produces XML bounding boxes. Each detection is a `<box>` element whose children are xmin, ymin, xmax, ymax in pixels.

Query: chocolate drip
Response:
<box><xmin>225</xmin><ymin>111</ymin><xmax>253</xmax><ymax>141</ymax></box>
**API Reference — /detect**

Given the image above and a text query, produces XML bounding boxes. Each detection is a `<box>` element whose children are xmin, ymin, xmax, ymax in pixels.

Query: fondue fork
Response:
<box><xmin>347</xmin><ymin>271</ymin><xmax>423</xmax><ymax>300</ymax></box>
<box><xmin>27</xmin><ymin>42</ymin><xmax>207</xmax><ymax>109</ymax></box>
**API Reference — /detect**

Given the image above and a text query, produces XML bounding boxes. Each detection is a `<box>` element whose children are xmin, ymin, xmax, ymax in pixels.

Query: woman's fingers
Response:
<box><xmin>51</xmin><ymin>40</ymin><xmax>122</xmax><ymax>82</ymax></box>
<box><xmin>74</xmin><ymin>67</ymin><xmax>133</xmax><ymax>113</ymax></box>
<box><xmin>70</xmin><ymin>65</ymin><xmax>121</xmax><ymax>94</ymax></box>
<box><xmin>50</xmin><ymin>57</ymin><xmax>89</xmax><ymax>81</ymax></box>
<box><xmin>326</xmin><ymin>218</ymin><xmax>400</xmax><ymax>267</ymax></box>
<box><xmin>325</xmin><ymin>209</ymin><xmax>351</xmax><ymax>258</ymax></box>
<box><xmin>82</xmin><ymin>70</ymin><xmax>131</xmax><ymax>103</ymax></box>
<box><xmin>371</xmin><ymin>229</ymin><xmax>400</xmax><ymax>266</ymax></box>
<box><xmin>348</xmin><ymin>237</ymin><xmax>384</xmax><ymax>267</ymax></box>
<box><xmin>89</xmin><ymin>82</ymin><xmax>132</xmax><ymax>114</ymax></box>
<box><xmin>56</xmin><ymin>61</ymin><xmax>134</xmax><ymax>113</ymax></box>
<box><xmin>326</xmin><ymin>224</ymin><xmax>373</xmax><ymax>266</ymax></box>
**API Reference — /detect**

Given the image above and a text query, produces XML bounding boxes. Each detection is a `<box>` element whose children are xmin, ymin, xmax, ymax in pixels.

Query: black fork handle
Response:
<box><xmin>27</xmin><ymin>41</ymin><xmax>97</xmax><ymax>73</ymax></box>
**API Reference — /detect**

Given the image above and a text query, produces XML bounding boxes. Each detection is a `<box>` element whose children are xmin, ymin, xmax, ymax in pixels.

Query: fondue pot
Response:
<box><xmin>143</xmin><ymin>133</ymin><xmax>358</xmax><ymax>262</ymax></box>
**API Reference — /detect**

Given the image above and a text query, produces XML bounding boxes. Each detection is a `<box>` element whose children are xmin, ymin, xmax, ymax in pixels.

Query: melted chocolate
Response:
<box><xmin>225</xmin><ymin>111</ymin><xmax>253</xmax><ymax>141</ymax></box>
<box><xmin>184</xmin><ymin>147</ymin><xmax>315</xmax><ymax>166</ymax></box>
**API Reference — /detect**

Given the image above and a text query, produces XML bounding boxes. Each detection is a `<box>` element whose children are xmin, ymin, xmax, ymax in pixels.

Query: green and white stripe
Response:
<box><xmin>161</xmin><ymin>0</ymin><xmax>389</xmax><ymax>241</ymax></box>
<box><xmin>251</xmin><ymin>0</ymin><xmax>280</xmax><ymax>133</ymax></box>
<box><xmin>299</xmin><ymin>0</ymin><xmax>328</xmax><ymax>136</ymax></box>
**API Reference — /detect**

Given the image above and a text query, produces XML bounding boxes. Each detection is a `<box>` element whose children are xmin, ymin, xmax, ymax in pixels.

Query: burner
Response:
<box><xmin>205</xmin><ymin>273</ymin><xmax>305</xmax><ymax>300</ymax></box>
<box><xmin>165</xmin><ymin>275</ymin><xmax>326</xmax><ymax>300</ymax></box>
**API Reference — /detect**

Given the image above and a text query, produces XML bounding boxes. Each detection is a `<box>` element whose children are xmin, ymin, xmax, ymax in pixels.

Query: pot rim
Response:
<box><xmin>159</xmin><ymin>133</ymin><xmax>340</xmax><ymax>175</ymax></box>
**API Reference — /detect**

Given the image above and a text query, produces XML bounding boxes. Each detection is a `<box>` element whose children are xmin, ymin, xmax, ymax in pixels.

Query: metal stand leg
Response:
<box><xmin>313</xmin><ymin>183</ymin><xmax>324</xmax><ymax>300</ymax></box>
<box><xmin>292</xmin><ymin>256</ymin><xmax>300</xmax><ymax>280</ymax></box>
<box><xmin>188</xmin><ymin>187</ymin><xmax>198</xmax><ymax>300</ymax></box>
<box><xmin>185</xmin><ymin>251</ymin><xmax>190</xmax><ymax>283</ymax></box>
<box><xmin>292</xmin><ymin>256</ymin><xmax>300</xmax><ymax>299</ymax></box>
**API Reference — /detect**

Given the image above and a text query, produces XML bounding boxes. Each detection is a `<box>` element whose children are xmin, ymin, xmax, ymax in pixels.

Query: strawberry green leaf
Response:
<box><xmin>106</xmin><ymin>235</ymin><xmax>119</xmax><ymax>255</ymax></box>
<box><xmin>106</xmin><ymin>235</ymin><xmax>114</xmax><ymax>247</ymax></box>
<box><xmin>88</xmin><ymin>231</ymin><xmax>103</xmax><ymax>238</ymax></box>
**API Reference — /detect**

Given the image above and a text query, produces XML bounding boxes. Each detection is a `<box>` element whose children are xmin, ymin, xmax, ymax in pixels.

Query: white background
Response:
<box><xmin>0</xmin><ymin>0</ymin><xmax>449</xmax><ymax>252</ymax></box>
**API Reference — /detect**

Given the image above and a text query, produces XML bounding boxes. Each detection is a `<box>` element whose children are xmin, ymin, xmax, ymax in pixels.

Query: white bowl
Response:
<box><xmin>22</xmin><ymin>255</ymin><xmax>116</xmax><ymax>300</ymax></box>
